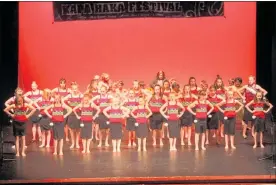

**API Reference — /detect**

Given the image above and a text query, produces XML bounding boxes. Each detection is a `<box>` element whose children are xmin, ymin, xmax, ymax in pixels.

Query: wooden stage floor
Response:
<box><xmin>0</xmin><ymin>123</ymin><xmax>275</xmax><ymax>184</ymax></box>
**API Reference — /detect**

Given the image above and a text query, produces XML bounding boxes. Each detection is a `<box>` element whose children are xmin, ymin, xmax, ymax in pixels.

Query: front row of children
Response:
<box><xmin>4</xmin><ymin>89</ymin><xmax>273</xmax><ymax>156</ymax></box>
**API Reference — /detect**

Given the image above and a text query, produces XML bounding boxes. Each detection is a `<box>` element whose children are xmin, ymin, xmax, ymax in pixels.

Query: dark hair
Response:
<box><xmin>234</xmin><ymin>77</ymin><xmax>242</xmax><ymax>83</ymax></box>
<box><xmin>228</xmin><ymin>78</ymin><xmax>235</xmax><ymax>86</ymax></box>
<box><xmin>214</xmin><ymin>75</ymin><xmax>225</xmax><ymax>90</ymax></box>
<box><xmin>172</xmin><ymin>82</ymin><xmax>180</xmax><ymax>89</ymax></box>
<box><xmin>209</xmin><ymin>85</ymin><xmax>216</xmax><ymax>90</ymax></box>
<box><xmin>117</xmin><ymin>80</ymin><xmax>124</xmax><ymax>86</ymax></box>
<box><xmin>59</xmin><ymin>78</ymin><xmax>66</xmax><ymax>84</ymax></box>
<box><xmin>189</xmin><ymin>77</ymin><xmax>197</xmax><ymax>88</ymax></box>
<box><xmin>156</xmin><ymin>71</ymin><xmax>166</xmax><ymax>80</ymax></box>
<box><xmin>198</xmin><ymin>90</ymin><xmax>207</xmax><ymax>97</ymax></box>
<box><xmin>152</xmin><ymin>84</ymin><xmax>163</xmax><ymax>99</ymax></box>
<box><xmin>163</xmin><ymin>80</ymin><xmax>170</xmax><ymax>87</ymax></box>
<box><xmin>139</xmin><ymin>81</ymin><xmax>145</xmax><ymax>88</ymax></box>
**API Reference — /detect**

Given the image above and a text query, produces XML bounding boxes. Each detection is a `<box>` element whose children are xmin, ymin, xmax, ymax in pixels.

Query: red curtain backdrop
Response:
<box><xmin>19</xmin><ymin>2</ymin><xmax>256</xmax><ymax>92</ymax></box>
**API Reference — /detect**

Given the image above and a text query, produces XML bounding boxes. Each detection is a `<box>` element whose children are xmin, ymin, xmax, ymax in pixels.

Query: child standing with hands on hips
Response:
<box><xmin>103</xmin><ymin>97</ymin><xmax>130</xmax><ymax>152</ymax></box>
<box><xmin>45</xmin><ymin>93</ymin><xmax>72</xmax><ymax>155</ymax></box>
<box><xmin>160</xmin><ymin>93</ymin><xmax>185</xmax><ymax>151</ymax></box>
<box><xmin>216</xmin><ymin>90</ymin><xmax>244</xmax><ymax>149</ymax></box>
<box><xmin>4</xmin><ymin>95</ymin><xmax>36</xmax><ymax>157</ymax></box>
<box><xmin>187</xmin><ymin>91</ymin><xmax>214</xmax><ymax>151</ymax></box>
<box><xmin>131</xmin><ymin>96</ymin><xmax>152</xmax><ymax>151</ymax></box>
<box><xmin>245</xmin><ymin>91</ymin><xmax>273</xmax><ymax>148</ymax></box>
<box><xmin>73</xmin><ymin>94</ymin><xmax>101</xmax><ymax>153</ymax></box>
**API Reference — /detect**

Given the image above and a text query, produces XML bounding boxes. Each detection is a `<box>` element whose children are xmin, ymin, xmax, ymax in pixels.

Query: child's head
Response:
<box><xmin>15</xmin><ymin>87</ymin><xmax>23</xmax><ymax>96</ymax></box>
<box><xmin>198</xmin><ymin>90</ymin><xmax>207</xmax><ymax>100</ymax></box>
<box><xmin>83</xmin><ymin>94</ymin><xmax>91</xmax><ymax>104</ymax></box>
<box><xmin>128</xmin><ymin>89</ymin><xmax>135</xmax><ymax>98</ymax></box>
<box><xmin>189</xmin><ymin>77</ymin><xmax>197</xmax><ymax>86</ymax></box>
<box><xmin>31</xmin><ymin>81</ymin><xmax>38</xmax><ymax>91</ymax></box>
<box><xmin>214</xmin><ymin>75</ymin><xmax>224</xmax><ymax>89</ymax></box>
<box><xmin>53</xmin><ymin>93</ymin><xmax>61</xmax><ymax>103</ymax></box>
<box><xmin>234</xmin><ymin>77</ymin><xmax>242</xmax><ymax>87</ymax></box>
<box><xmin>71</xmin><ymin>82</ymin><xmax>78</xmax><ymax>93</ymax></box>
<box><xmin>111</xmin><ymin>83</ymin><xmax>117</xmax><ymax>92</ymax></box>
<box><xmin>59</xmin><ymin>78</ymin><xmax>66</xmax><ymax>88</ymax></box>
<box><xmin>163</xmin><ymin>80</ymin><xmax>170</xmax><ymax>89</ymax></box>
<box><xmin>15</xmin><ymin>95</ymin><xmax>24</xmax><ymax>106</ymax></box>
<box><xmin>133</xmin><ymin>80</ymin><xmax>139</xmax><ymax>90</ymax></box>
<box><xmin>255</xmin><ymin>91</ymin><xmax>263</xmax><ymax>102</ymax></box>
<box><xmin>100</xmin><ymin>85</ymin><xmax>107</xmax><ymax>94</ymax></box>
<box><xmin>248</xmin><ymin>75</ymin><xmax>255</xmax><ymax>86</ymax></box>
<box><xmin>183</xmin><ymin>85</ymin><xmax>190</xmax><ymax>95</ymax></box>
<box><xmin>208</xmin><ymin>85</ymin><xmax>216</xmax><ymax>96</ymax></box>
<box><xmin>117</xmin><ymin>81</ymin><xmax>124</xmax><ymax>89</ymax></box>
<box><xmin>226</xmin><ymin>90</ymin><xmax>234</xmax><ymax>99</ymax></box>
<box><xmin>153</xmin><ymin>85</ymin><xmax>162</xmax><ymax>96</ymax></box>
<box><xmin>168</xmin><ymin>93</ymin><xmax>176</xmax><ymax>101</ymax></box>
<box><xmin>111</xmin><ymin>97</ymin><xmax>120</xmax><ymax>106</ymax></box>
<box><xmin>138</xmin><ymin>96</ymin><xmax>145</xmax><ymax>106</ymax></box>
<box><xmin>200</xmin><ymin>80</ymin><xmax>208</xmax><ymax>91</ymax></box>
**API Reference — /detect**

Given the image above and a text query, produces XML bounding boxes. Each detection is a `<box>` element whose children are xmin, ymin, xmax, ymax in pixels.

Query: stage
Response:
<box><xmin>0</xmin><ymin>123</ymin><xmax>275</xmax><ymax>184</ymax></box>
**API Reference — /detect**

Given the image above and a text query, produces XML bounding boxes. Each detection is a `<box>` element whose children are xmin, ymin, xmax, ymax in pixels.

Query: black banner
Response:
<box><xmin>53</xmin><ymin>1</ymin><xmax>224</xmax><ymax>22</ymax></box>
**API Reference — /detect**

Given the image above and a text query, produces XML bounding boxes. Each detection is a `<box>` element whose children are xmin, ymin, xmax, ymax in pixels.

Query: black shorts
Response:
<box><xmin>13</xmin><ymin>120</ymin><xmax>26</xmax><ymax>136</ymax></box>
<box><xmin>52</xmin><ymin>122</ymin><xmax>65</xmax><ymax>140</ymax></box>
<box><xmin>253</xmin><ymin>117</ymin><xmax>265</xmax><ymax>133</ymax></box>
<box><xmin>39</xmin><ymin>115</ymin><xmax>51</xmax><ymax>131</ymax></box>
<box><xmin>135</xmin><ymin>123</ymin><xmax>148</xmax><ymax>138</ymax></box>
<box><xmin>126</xmin><ymin>117</ymin><xmax>136</xmax><ymax>131</ymax></box>
<box><xmin>109</xmin><ymin>123</ymin><xmax>123</xmax><ymax>140</ymax></box>
<box><xmin>207</xmin><ymin>112</ymin><xmax>219</xmax><ymax>130</ymax></box>
<box><xmin>180</xmin><ymin>111</ymin><xmax>193</xmax><ymax>127</ymax></box>
<box><xmin>224</xmin><ymin>117</ymin><xmax>236</xmax><ymax>136</ymax></box>
<box><xmin>96</xmin><ymin>113</ymin><xmax>109</xmax><ymax>130</ymax></box>
<box><xmin>67</xmin><ymin>114</ymin><xmax>80</xmax><ymax>129</ymax></box>
<box><xmin>243</xmin><ymin>109</ymin><xmax>253</xmax><ymax>123</ymax></box>
<box><xmin>80</xmin><ymin>121</ymin><xmax>92</xmax><ymax>139</ymax></box>
<box><xmin>167</xmin><ymin>120</ymin><xmax>180</xmax><ymax>138</ymax></box>
<box><xmin>195</xmin><ymin>119</ymin><xmax>207</xmax><ymax>134</ymax></box>
<box><xmin>149</xmin><ymin>113</ymin><xmax>164</xmax><ymax>130</ymax></box>
<box><xmin>30</xmin><ymin>109</ymin><xmax>40</xmax><ymax>124</ymax></box>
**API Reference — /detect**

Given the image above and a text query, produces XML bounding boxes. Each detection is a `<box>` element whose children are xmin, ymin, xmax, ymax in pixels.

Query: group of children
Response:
<box><xmin>4</xmin><ymin>72</ymin><xmax>273</xmax><ymax>157</ymax></box>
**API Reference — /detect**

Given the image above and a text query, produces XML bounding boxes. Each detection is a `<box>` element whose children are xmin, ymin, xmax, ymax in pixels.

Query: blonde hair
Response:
<box><xmin>43</xmin><ymin>89</ymin><xmax>52</xmax><ymax>100</ymax></box>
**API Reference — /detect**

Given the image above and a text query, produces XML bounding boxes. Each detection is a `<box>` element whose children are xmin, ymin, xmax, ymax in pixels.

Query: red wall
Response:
<box><xmin>19</xmin><ymin>2</ymin><xmax>256</xmax><ymax>92</ymax></box>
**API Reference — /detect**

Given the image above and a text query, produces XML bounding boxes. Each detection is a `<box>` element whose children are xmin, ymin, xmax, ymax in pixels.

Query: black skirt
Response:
<box><xmin>207</xmin><ymin>112</ymin><xmax>219</xmax><ymax>130</ymax></box>
<box><xmin>135</xmin><ymin>123</ymin><xmax>148</xmax><ymax>138</ymax></box>
<box><xmin>96</xmin><ymin>113</ymin><xmax>109</xmax><ymax>130</ymax></box>
<box><xmin>30</xmin><ymin>109</ymin><xmax>40</xmax><ymax>124</ymax></box>
<box><xmin>167</xmin><ymin>120</ymin><xmax>180</xmax><ymax>138</ymax></box>
<box><xmin>149</xmin><ymin>113</ymin><xmax>164</xmax><ymax>130</ymax></box>
<box><xmin>243</xmin><ymin>109</ymin><xmax>253</xmax><ymax>123</ymax></box>
<box><xmin>218</xmin><ymin>111</ymin><xmax>224</xmax><ymax>122</ymax></box>
<box><xmin>67</xmin><ymin>113</ymin><xmax>80</xmax><ymax>129</ymax></box>
<box><xmin>253</xmin><ymin>117</ymin><xmax>265</xmax><ymax>133</ymax></box>
<box><xmin>39</xmin><ymin>115</ymin><xmax>51</xmax><ymax>131</ymax></box>
<box><xmin>13</xmin><ymin>120</ymin><xmax>26</xmax><ymax>136</ymax></box>
<box><xmin>195</xmin><ymin>119</ymin><xmax>207</xmax><ymax>134</ymax></box>
<box><xmin>126</xmin><ymin>117</ymin><xmax>136</xmax><ymax>131</ymax></box>
<box><xmin>180</xmin><ymin>111</ymin><xmax>193</xmax><ymax>127</ymax></box>
<box><xmin>223</xmin><ymin>117</ymin><xmax>236</xmax><ymax>136</ymax></box>
<box><xmin>109</xmin><ymin>123</ymin><xmax>123</xmax><ymax>139</ymax></box>
<box><xmin>80</xmin><ymin>121</ymin><xmax>92</xmax><ymax>139</ymax></box>
<box><xmin>53</xmin><ymin>122</ymin><xmax>65</xmax><ymax>140</ymax></box>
